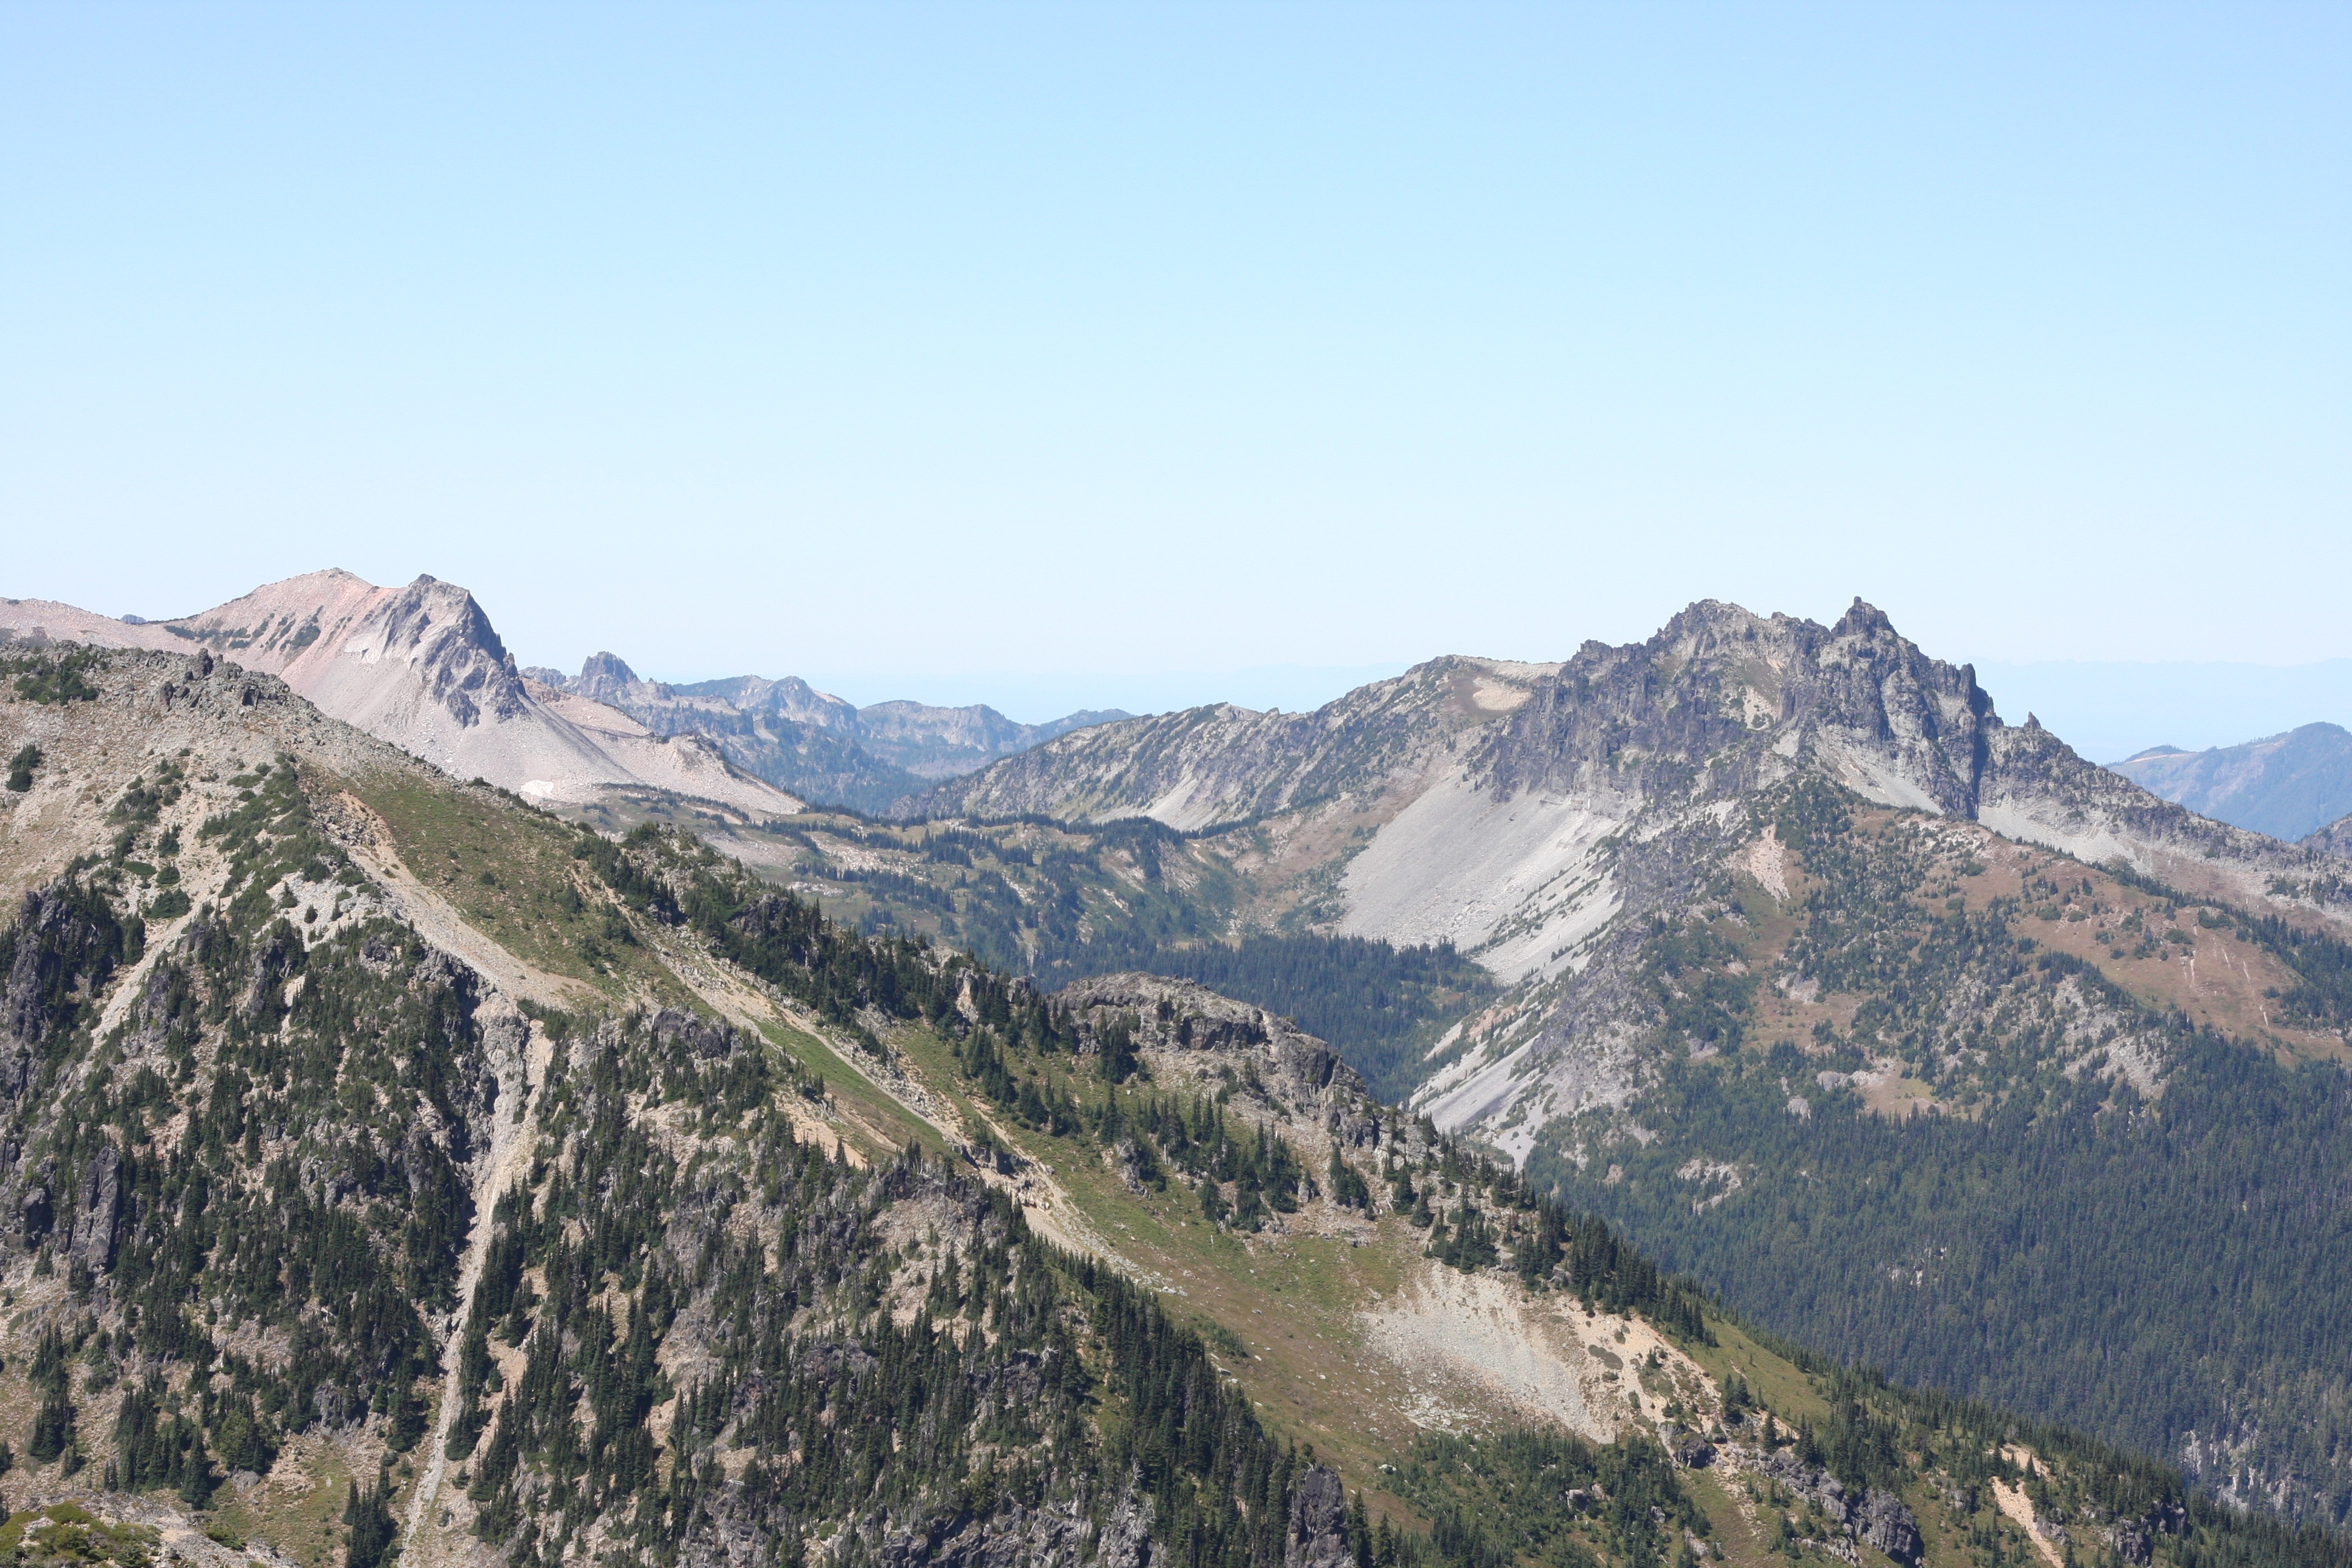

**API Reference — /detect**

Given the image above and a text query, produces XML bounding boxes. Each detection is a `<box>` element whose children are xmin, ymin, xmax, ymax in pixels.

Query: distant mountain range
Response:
<box><xmin>524</xmin><ymin>651</ymin><xmax>1125</xmax><ymax>814</ymax></box>
<box><xmin>0</xmin><ymin>572</ymin><xmax>1121</xmax><ymax>818</ymax></box>
<box><xmin>2111</xmin><ymin>722</ymin><xmax>2352</xmax><ymax>843</ymax></box>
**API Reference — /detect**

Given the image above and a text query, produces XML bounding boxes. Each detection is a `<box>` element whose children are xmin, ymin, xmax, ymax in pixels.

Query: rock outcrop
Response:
<box><xmin>2303</xmin><ymin>811</ymin><xmax>2352</xmax><ymax>861</ymax></box>
<box><xmin>1283</xmin><ymin>1464</ymin><xmax>1351</xmax><ymax>1568</ymax></box>
<box><xmin>1</xmin><ymin>879</ymin><xmax>126</xmax><ymax>1097</ymax></box>
<box><xmin>1057</xmin><ymin>973</ymin><xmax>1380</xmax><ymax>1148</ymax></box>
<box><xmin>1746</xmin><ymin>1448</ymin><xmax>1920</xmax><ymax>1565</ymax></box>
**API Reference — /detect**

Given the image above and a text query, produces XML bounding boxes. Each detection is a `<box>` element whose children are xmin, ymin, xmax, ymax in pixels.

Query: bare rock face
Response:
<box><xmin>1097</xmin><ymin>1480</ymin><xmax>1157</xmax><ymax>1568</ymax></box>
<box><xmin>19</xmin><ymin>1181</ymin><xmax>51</xmax><ymax>1249</ymax></box>
<box><xmin>69</xmin><ymin>1142</ymin><xmax>122</xmax><ymax>1275</ymax></box>
<box><xmin>1745</xmin><ymin>1449</ymin><xmax>1918</xmax><ymax>1566</ymax></box>
<box><xmin>361</xmin><ymin>573</ymin><xmax>532</xmax><ymax>729</ymax></box>
<box><xmin>1480</xmin><ymin>599</ymin><xmax>1993</xmax><ymax>817</ymax></box>
<box><xmin>1</xmin><ymin>880</ymin><xmax>126</xmax><ymax>1098</ymax></box>
<box><xmin>873</xmin><ymin>1497</ymin><xmax>1098</xmax><ymax>1568</ymax></box>
<box><xmin>1057</xmin><ymin>973</ymin><xmax>1358</xmax><ymax>1114</ymax></box>
<box><xmin>650</xmin><ymin>1005</ymin><xmax>738</xmax><ymax>1060</ymax></box>
<box><xmin>567</xmin><ymin>650</ymin><xmax>645</xmax><ymax>708</ymax></box>
<box><xmin>1753</xmin><ymin>1448</ymin><xmax>1854</xmax><ymax>1522</ymax></box>
<box><xmin>1659</xmin><ymin>1422</ymin><xmax>1715</xmax><ymax>1468</ymax></box>
<box><xmin>1852</xmin><ymin>1488</ymin><xmax>1922</xmax><ymax>1564</ymax></box>
<box><xmin>1284</xmin><ymin>1464</ymin><xmax>1351</xmax><ymax>1568</ymax></box>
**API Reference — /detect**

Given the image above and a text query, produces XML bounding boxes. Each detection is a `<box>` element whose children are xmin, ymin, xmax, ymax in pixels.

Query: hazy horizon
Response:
<box><xmin>5</xmin><ymin>5</ymin><xmax>2346</xmax><ymax>687</ymax></box>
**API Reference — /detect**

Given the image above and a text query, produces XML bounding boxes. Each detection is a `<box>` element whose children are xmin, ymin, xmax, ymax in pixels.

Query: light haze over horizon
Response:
<box><xmin>4</xmin><ymin>6</ymin><xmax>2347</xmax><ymax>739</ymax></box>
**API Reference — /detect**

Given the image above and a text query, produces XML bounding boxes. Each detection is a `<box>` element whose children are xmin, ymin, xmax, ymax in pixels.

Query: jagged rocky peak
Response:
<box><xmin>566</xmin><ymin>649</ymin><xmax>642</xmax><ymax>705</ymax></box>
<box><xmin>1484</xmin><ymin>597</ymin><xmax>1999</xmax><ymax>816</ymax></box>
<box><xmin>358</xmin><ymin>573</ymin><xmax>531</xmax><ymax>728</ymax></box>
<box><xmin>910</xmin><ymin>598</ymin><xmax>2014</xmax><ymax>831</ymax></box>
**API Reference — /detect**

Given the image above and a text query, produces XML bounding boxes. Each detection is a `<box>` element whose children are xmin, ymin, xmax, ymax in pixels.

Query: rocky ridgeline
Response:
<box><xmin>900</xmin><ymin>655</ymin><xmax>1555</xmax><ymax>829</ymax></box>
<box><xmin>1742</xmin><ymin>1445</ymin><xmax>1923</xmax><ymax>1565</ymax></box>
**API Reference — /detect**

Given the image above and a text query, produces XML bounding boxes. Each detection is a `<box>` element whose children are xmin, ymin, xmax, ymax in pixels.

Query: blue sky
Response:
<box><xmin>4</xmin><ymin>5</ymin><xmax>2347</xmax><ymax>727</ymax></box>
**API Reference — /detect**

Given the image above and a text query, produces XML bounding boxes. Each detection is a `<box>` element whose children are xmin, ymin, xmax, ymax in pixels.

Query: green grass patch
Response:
<box><xmin>348</xmin><ymin>769</ymin><xmax>700</xmax><ymax>1003</ymax></box>
<box><xmin>1687</xmin><ymin>1316</ymin><xmax>1831</xmax><ymax>1428</ymax></box>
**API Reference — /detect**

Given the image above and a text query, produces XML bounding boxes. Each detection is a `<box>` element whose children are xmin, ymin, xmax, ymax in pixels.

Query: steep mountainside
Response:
<box><xmin>1</xmin><ymin>573</ymin><xmax>800</xmax><ymax>818</ymax></box>
<box><xmin>1505</xmin><ymin>781</ymin><xmax>2352</xmax><ymax>1520</ymax></box>
<box><xmin>866</xmin><ymin>601</ymin><xmax>2352</xmax><ymax>1521</ymax></box>
<box><xmin>2112</xmin><ymin>725</ymin><xmax>2352</xmax><ymax>843</ymax></box>
<box><xmin>2</xmin><ymin>644</ymin><xmax>2334</xmax><ymax>1568</ymax></box>
<box><xmin>528</xmin><ymin>653</ymin><xmax>1125</xmax><ymax>812</ymax></box>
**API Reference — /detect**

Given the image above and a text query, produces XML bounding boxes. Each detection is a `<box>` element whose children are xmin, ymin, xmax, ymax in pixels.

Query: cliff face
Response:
<box><xmin>0</xmin><ymin>572</ymin><xmax>801</xmax><ymax>816</ymax></box>
<box><xmin>1477</xmin><ymin>600</ymin><xmax>1993</xmax><ymax>818</ymax></box>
